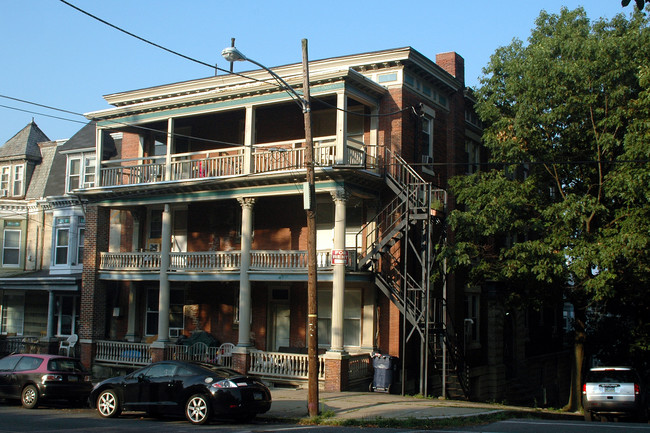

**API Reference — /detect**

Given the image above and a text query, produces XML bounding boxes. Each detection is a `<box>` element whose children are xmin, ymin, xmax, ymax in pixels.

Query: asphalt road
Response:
<box><xmin>2</xmin><ymin>401</ymin><xmax>650</xmax><ymax>433</ymax></box>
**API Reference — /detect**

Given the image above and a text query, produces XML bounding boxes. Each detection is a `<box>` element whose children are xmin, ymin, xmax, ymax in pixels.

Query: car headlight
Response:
<box><xmin>211</xmin><ymin>379</ymin><xmax>238</xmax><ymax>389</ymax></box>
<box><xmin>42</xmin><ymin>374</ymin><xmax>63</xmax><ymax>383</ymax></box>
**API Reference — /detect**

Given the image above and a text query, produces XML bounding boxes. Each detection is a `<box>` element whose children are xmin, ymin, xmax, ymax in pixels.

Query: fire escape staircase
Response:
<box><xmin>357</xmin><ymin>149</ymin><xmax>469</xmax><ymax>399</ymax></box>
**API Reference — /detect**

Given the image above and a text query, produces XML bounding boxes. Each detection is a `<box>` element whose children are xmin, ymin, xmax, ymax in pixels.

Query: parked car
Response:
<box><xmin>582</xmin><ymin>366</ymin><xmax>647</xmax><ymax>422</ymax></box>
<box><xmin>89</xmin><ymin>361</ymin><xmax>272</xmax><ymax>425</ymax></box>
<box><xmin>0</xmin><ymin>354</ymin><xmax>92</xmax><ymax>408</ymax></box>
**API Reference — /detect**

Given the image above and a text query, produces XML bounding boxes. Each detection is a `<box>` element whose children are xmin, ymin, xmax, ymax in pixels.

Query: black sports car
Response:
<box><xmin>89</xmin><ymin>360</ymin><xmax>272</xmax><ymax>425</ymax></box>
<box><xmin>0</xmin><ymin>354</ymin><xmax>92</xmax><ymax>408</ymax></box>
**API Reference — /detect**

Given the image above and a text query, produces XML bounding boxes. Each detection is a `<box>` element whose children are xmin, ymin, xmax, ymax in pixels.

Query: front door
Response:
<box><xmin>270</xmin><ymin>304</ymin><xmax>290</xmax><ymax>351</ymax></box>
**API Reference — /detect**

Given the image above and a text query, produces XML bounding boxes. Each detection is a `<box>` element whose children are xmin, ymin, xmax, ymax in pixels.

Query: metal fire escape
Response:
<box><xmin>357</xmin><ymin>149</ymin><xmax>469</xmax><ymax>399</ymax></box>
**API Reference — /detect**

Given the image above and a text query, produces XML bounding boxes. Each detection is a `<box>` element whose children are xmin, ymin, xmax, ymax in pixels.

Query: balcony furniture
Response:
<box><xmin>189</xmin><ymin>342</ymin><xmax>209</xmax><ymax>362</ymax></box>
<box><xmin>214</xmin><ymin>343</ymin><xmax>234</xmax><ymax>367</ymax></box>
<box><xmin>59</xmin><ymin>334</ymin><xmax>78</xmax><ymax>357</ymax></box>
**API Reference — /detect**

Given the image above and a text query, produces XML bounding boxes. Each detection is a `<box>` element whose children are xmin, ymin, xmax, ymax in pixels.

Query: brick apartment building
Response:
<box><xmin>71</xmin><ymin>46</ymin><xmax>569</xmax><ymax>402</ymax></box>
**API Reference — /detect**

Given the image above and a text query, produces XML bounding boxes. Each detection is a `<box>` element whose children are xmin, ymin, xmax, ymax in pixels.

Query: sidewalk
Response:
<box><xmin>262</xmin><ymin>388</ymin><xmax>571</xmax><ymax>421</ymax></box>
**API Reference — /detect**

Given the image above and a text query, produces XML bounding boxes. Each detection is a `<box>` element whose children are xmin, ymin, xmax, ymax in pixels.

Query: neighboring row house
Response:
<box><xmin>2</xmin><ymin>47</ymin><xmax>570</xmax><ymax>403</ymax></box>
<box><xmin>0</xmin><ymin>121</ymin><xmax>91</xmax><ymax>348</ymax></box>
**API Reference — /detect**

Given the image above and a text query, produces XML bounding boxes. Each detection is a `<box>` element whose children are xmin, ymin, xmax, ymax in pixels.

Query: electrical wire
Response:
<box><xmin>57</xmin><ymin>0</ymin><xmax>414</xmax><ymax>119</ymax></box>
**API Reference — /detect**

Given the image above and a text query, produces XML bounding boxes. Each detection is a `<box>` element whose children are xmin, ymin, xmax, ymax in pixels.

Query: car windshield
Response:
<box><xmin>587</xmin><ymin>370</ymin><xmax>638</xmax><ymax>383</ymax></box>
<box><xmin>48</xmin><ymin>358</ymin><xmax>87</xmax><ymax>373</ymax></box>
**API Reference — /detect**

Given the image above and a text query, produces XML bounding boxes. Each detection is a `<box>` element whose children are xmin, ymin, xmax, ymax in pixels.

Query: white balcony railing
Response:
<box><xmin>98</xmin><ymin>136</ymin><xmax>375</xmax><ymax>188</ymax></box>
<box><xmin>95</xmin><ymin>340</ymin><xmax>152</xmax><ymax>365</ymax></box>
<box><xmin>248</xmin><ymin>350</ymin><xmax>325</xmax><ymax>380</ymax></box>
<box><xmin>100</xmin><ymin>249</ymin><xmax>357</xmax><ymax>272</ymax></box>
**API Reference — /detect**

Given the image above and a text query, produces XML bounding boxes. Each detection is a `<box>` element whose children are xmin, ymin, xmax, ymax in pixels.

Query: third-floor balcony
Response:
<box><xmin>98</xmin><ymin>136</ymin><xmax>376</xmax><ymax>189</ymax></box>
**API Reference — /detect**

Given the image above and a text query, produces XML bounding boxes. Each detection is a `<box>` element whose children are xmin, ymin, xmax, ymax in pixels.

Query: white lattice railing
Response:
<box><xmin>100</xmin><ymin>249</ymin><xmax>357</xmax><ymax>272</ymax></box>
<box><xmin>248</xmin><ymin>351</ymin><xmax>325</xmax><ymax>380</ymax></box>
<box><xmin>95</xmin><ymin>341</ymin><xmax>152</xmax><ymax>365</ymax></box>
<box><xmin>97</xmin><ymin>136</ymin><xmax>373</xmax><ymax>188</ymax></box>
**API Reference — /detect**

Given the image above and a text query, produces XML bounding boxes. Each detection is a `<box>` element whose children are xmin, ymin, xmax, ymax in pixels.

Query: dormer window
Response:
<box><xmin>67</xmin><ymin>154</ymin><xmax>96</xmax><ymax>192</ymax></box>
<box><xmin>0</xmin><ymin>164</ymin><xmax>25</xmax><ymax>197</ymax></box>
<box><xmin>13</xmin><ymin>165</ymin><xmax>24</xmax><ymax>196</ymax></box>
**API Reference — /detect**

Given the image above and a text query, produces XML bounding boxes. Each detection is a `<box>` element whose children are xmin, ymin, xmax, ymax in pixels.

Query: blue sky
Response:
<box><xmin>0</xmin><ymin>0</ymin><xmax>632</xmax><ymax>144</ymax></box>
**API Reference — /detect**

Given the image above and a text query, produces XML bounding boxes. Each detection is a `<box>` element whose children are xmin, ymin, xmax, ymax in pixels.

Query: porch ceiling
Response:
<box><xmin>78</xmin><ymin>166</ymin><xmax>384</xmax><ymax>206</ymax></box>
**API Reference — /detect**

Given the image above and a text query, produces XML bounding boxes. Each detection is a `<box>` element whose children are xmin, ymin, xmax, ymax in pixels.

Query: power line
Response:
<box><xmin>0</xmin><ymin>104</ymin><xmax>86</xmax><ymax>125</ymax></box>
<box><xmin>57</xmin><ymin>1</ymin><xmax>413</xmax><ymax>119</ymax></box>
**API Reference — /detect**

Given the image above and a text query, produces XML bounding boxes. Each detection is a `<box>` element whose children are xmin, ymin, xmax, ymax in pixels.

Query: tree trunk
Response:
<box><xmin>564</xmin><ymin>304</ymin><xmax>586</xmax><ymax>412</ymax></box>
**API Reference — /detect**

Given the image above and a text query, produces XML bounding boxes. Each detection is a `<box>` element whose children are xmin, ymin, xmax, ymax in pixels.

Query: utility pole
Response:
<box><xmin>302</xmin><ymin>38</ymin><xmax>319</xmax><ymax>418</ymax></box>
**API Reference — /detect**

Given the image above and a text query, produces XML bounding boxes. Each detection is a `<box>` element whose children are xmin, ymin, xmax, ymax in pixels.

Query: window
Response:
<box><xmin>54</xmin><ymin>295</ymin><xmax>79</xmax><ymax>336</ymax></box>
<box><xmin>421</xmin><ymin>106</ymin><xmax>435</xmax><ymax>174</ymax></box>
<box><xmin>3</xmin><ymin>225</ymin><xmax>21</xmax><ymax>266</ymax></box>
<box><xmin>343</xmin><ymin>290</ymin><xmax>361</xmax><ymax>347</ymax></box>
<box><xmin>465</xmin><ymin>293</ymin><xmax>480</xmax><ymax>344</ymax></box>
<box><xmin>466</xmin><ymin>140</ymin><xmax>480</xmax><ymax>174</ymax></box>
<box><xmin>67</xmin><ymin>154</ymin><xmax>96</xmax><ymax>192</ymax></box>
<box><xmin>77</xmin><ymin>227</ymin><xmax>85</xmax><ymax>265</ymax></box>
<box><xmin>13</xmin><ymin>165</ymin><xmax>24</xmax><ymax>196</ymax></box>
<box><xmin>145</xmin><ymin>288</ymin><xmax>184</xmax><ymax>338</ymax></box>
<box><xmin>317</xmin><ymin>289</ymin><xmax>362</xmax><ymax>347</ymax></box>
<box><xmin>1</xmin><ymin>292</ymin><xmax>24</xmax><ymax>335</ymax></box>
<box><xmin>52</xmin><ymin>215</ymin><xmax>85</xmax><ymax>268</ymax></box>
<box><xmin>0</xmin><ymin>166</ymin><xmax>9</xmax><ymax>195</ymax></box>
<box><xmin>55</xmin><ymin>227</ymin><xmax>69</xmax><ymax>265</ymax></box>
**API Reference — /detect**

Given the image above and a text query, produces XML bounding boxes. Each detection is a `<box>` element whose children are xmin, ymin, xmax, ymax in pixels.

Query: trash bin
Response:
<box><xmin>369</xmin><ymin>353</ymin><xmax>398</xmax><ymax>393</ymax></box>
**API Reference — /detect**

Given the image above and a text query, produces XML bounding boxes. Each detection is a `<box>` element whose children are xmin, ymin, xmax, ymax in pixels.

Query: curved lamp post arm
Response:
<box><xmin>221</xmin><ymin>47</ymin><xmax>308</xmax><ymax>113</ymax></box>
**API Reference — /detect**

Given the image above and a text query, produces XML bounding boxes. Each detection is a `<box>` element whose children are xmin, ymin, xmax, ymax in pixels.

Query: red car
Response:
<box><xmin>0</xmin><ymin>354</ymin><xmax>92</xmax><ymax>408</ymax></box>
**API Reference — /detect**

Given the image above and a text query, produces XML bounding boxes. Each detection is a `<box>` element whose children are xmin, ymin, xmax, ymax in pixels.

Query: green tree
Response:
<box><xmin>445</xmin><ymin>7</ymin><xmax>650</xmax><ymax>410</ymax></box>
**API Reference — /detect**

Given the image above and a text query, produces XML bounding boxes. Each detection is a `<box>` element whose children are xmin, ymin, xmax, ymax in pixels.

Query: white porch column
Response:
<box><xmin>95</xmin><ymin>127</ymin><xmax>103</xmax><ymax>187</ymax></box>
<box><xmin>46</xmin><ymin>290</ymin><xmax>56</xmax><ymax>338</ymax></box>
<box><xmin>125</xmin><ymin>284</ymin><xmax>138</xmax><ymax>342</ymax></box>
<box><xmin>237</xmin><ymin>197</ymin><xmax>256</xmax><ymax>347</ymax></box>
<box><xmin>164</xmin><ymin>118</ymin><xmax>174</xmax><ymax>180</ymax></box>
<box><xmin>156</xmin><ymin>204</ymin><xmax>172</xmax><ymax>344</ymax></box>
<box><xmin>243</xmin><ymin>106</ymin><xmax>255</xmax><ymax>174</ymax></box>
<box><xmin>335</xmin><ymin>92</ymin><xmax>348</xmax><ymax>164</ymax></box>
<box><xmin>330</xmin><ymin>188</ymin><xmax>347</xmax><ymax>352</ymax></box>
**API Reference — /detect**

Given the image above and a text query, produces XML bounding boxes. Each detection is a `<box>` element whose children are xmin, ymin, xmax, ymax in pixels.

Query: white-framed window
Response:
<box><xmin>0</xmin><ymin>292</ymin><xmax>25</xmax><ymax>335</ymax></box>
<box><xmin>0</xmin><ymin>166</ymin><xmax>9</xmax><ymax>195</ymax></box>
<box><xmin>51</xmin><ymin>215</ymin><xmax>85</xmax><ymax>269</ymax></box>
<box><xmin>12</xmin><ymin>164</ymin><xmax>24</xmax><ymax>196</ymax></box>
<box><xmin>77</xmin><ymin>226</ymin><xmax>85</xmax><ymax>265</ymax></box>
<box><xmin>317</xmin><ymin>288</ymin><xmax>362</xmax><ymax>348</ymax></box>
<box><xmin>66</xmin><ymin>154</ymin><xmax>96</xmax><ymax>192</ymax></box>
<box><xmin>53</xmin><ymin>295</ymin><xmax>79</xmax><ymax>336</ymax></box>
<box><xmin>421</xmin><ymin>105</ymin><xmax>435</xmax><ymax>174</ymax></box>
<box><xmin>145</xmin><ymin>288</ymin><xmax>185</xmax><ymax>338</ymax></box>
<box><xmin>2</xmin><ymin>222</ymin><xmax>21</xmax><ymax>266</ymax></box>
<box><xmin>465</xmin><ymin>293</ymin><xmax>480</xmax><ymax>344</ymax></box>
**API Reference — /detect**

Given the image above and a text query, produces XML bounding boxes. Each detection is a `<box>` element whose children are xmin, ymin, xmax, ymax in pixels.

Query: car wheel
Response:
<box><xmin>96</xmin><ymin>389</ymin><xmax>122</xmax><ymax>418</ymax></box>
<box><xmin>21</xmin><ymin>385</ymin><xmax>39</xmax><ymax>409</ymax></box>
<box><xmin>185</xmin><ymin>394</ymin><xmax>210</xmax><ymax>425</ymax></box>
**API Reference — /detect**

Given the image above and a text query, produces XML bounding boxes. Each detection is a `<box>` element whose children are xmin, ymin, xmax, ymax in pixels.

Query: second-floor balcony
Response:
<box><xmin>98</xmin><ymin>137</ymin><xmax>376</xmax><ymax>189</ymax></box>
<box><xmin>99</xmin><ymin>249</ymin><xmax>359</xmax><ymax>277</ymax></box>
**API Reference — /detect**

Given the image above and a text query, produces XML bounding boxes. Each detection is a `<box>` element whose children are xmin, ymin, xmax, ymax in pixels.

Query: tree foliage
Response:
<box><xmin>444</xmin><ymin>7</ymin><xmax>650</xmax><ymax>407</ymax></box>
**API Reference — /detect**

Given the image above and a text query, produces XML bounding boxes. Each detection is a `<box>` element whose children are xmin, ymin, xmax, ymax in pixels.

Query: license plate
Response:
<box><xmin>68</xmin><ymin>376</ymin><xmax>78</xmax><ymax>382</ymax></box>
<box><xmin>253</xmin><ymin>392</ymin><xmax>263</xmax><ymax>400</ymax></box>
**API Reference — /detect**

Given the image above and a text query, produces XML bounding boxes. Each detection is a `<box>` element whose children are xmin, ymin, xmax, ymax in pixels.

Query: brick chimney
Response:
<box><xmin>436</xmin><ymin>52</ymin><xmax>465</xmax><ymax>85</ymax></box>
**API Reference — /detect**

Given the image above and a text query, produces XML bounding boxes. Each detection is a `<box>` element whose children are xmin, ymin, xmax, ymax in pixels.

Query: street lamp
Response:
<box><xmin>222</xmin><ymin>39</ymin><xmax>319</xmax><ymax>417</ymax></box>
